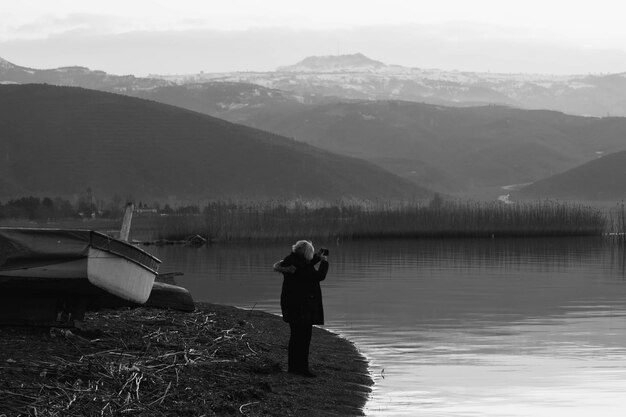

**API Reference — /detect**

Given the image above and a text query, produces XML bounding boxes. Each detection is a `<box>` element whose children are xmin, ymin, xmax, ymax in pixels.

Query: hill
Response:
<box><xmin>131</xmin><ymin>82</ymin><xmax>319</xmax><ymax>123</ymax></box>
<box><xmin>0</xmin><ymin>84</ymin><xmax>428</xmax><ymax>202</ymax></box>
<box><xmin>126</xmin><ymin>87</ymin><xmax>626</xmax><ymax>196</ymax></box>
<box><xmin>198</xmin><ymin>100</ymin><xmax>626</xmax><ymax>195</ymax></box>
<box><xmin>116</xmin><ymin>83</ymin><xmax>626</xmax><ymax>197</ymax></box>
<box><xmin>517</xmin><ymin>150</ymin><xmax>626</xmax><ymax>201</ymax></box>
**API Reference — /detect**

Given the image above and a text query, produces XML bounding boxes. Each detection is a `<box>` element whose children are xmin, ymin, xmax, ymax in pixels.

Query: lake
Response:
<box><xmin>150</xmin><ymin>237</ymin><xmax>626</xmax><ymax>416</ymax></box>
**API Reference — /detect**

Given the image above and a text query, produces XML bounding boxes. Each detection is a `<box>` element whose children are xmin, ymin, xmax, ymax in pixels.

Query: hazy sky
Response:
<box><xmin>2</xmin><ymin>0</ymin><xmax>626</xmax><ymax>75</ymax></box>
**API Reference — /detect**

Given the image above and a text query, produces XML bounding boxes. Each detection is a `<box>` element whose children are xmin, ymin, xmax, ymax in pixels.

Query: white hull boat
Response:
<box><xmin>0</xmin><ymin>227</ymin><xmax>161</xmax><ymax>325</ymax></box>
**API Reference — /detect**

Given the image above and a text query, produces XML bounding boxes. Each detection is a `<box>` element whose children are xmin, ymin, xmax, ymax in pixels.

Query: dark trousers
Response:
<box><xmin>288</xmin><ymin>322</ymin><xmax>313</xmax><ymax>372</ymax></box>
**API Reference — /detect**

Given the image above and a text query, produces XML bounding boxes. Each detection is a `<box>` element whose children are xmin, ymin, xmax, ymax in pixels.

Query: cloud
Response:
<box><xmin>1</xmin><ymin>25</ymin><xmax>625</xmax><ymax>76</ymax></box>
<box><xmin>5</xmin><ymin>0</ymin><xmax>626</xmax><ymax>42</ymax></box>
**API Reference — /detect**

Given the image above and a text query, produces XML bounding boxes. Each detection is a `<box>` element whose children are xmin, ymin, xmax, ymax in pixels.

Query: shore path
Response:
<box><xmin>0</xmin><ymin>303</ymin><xmax>373</xmax><ymax>416</ymax></box>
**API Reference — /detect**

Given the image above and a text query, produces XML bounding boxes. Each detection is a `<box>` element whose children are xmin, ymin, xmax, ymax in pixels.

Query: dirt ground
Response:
<box><xmin>0</xmin><ymin>303</ymin><xmax>373</xmax><ymax>416</ymax></box>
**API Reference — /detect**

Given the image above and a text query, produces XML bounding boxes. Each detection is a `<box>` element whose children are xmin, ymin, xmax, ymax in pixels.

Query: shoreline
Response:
<box><xmin>0</xmin><ymin>302</ymin><xmax>373</xmax><ymax>416</ymax></box>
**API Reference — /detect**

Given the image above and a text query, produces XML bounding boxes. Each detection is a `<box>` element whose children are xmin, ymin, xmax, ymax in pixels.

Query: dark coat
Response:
<box><xmin>279</xmin><ymin>253</ymin><xmax>328</xmax><ymax>325</ymax></box>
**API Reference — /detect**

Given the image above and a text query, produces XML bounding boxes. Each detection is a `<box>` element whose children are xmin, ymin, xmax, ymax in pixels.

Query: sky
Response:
<box><xmin>1</xmin><ymin>0</ymin><xmax>626</xmax><ymax>76</ymax></box>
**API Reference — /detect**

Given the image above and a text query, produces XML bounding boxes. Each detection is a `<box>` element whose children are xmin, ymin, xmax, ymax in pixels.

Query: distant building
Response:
<box><xmin>134</xmin><ymin>207</ymin><xmax>158</xmax><ymax>214</ymax></box>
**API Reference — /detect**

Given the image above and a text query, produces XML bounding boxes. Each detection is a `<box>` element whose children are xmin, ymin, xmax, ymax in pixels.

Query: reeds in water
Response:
<box><xmin>147</xmin><ymin>200</ymin><xmax>607</xmax><ymax>242</ymax></box>
<box><xmin>606</xmin><ymin>202</ymin><xmax>626</xmax><ymax>244</ymax></box>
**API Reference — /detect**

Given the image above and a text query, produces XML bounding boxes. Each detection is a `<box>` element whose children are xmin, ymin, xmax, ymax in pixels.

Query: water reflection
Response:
<box><xmin>150</xmin><ymin>238</ymin><xmax>626</xmax><ymax>416</ymax></box>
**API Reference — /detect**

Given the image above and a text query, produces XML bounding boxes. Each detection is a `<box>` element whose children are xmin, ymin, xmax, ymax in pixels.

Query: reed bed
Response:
<box><xmin>148</xmin><ymin>200</ymin><xmax>607</xmax><ymax>242</ymax></box>
<box><xmin>605</xmin><ymin>202</ymin><xmax>626</xmax><ymax>244</ymax></box>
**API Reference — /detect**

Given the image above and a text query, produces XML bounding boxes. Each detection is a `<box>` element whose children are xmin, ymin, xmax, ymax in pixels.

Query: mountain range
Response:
<box><xmin>0</xmin><ymin>84</ymin><xmax>426</xmax><ymax>202</ymax></box>
<box><xmin>114</xmin><ymin>80</ymin><xmax>626</xmax><ymax>199</ymax></box>
<box><xmin>2</xmin><ymin>55</ymin><xmax>626</xmax><ymax>202</ymax></box>
<box><xmin>210</xmin><ymin>100</ymin><xmax>626</xmax><ymax>196</ymax></box>
<box><xmin>3</xmin><ymin>54</ymin><xmax>626</xmax><ymax>117</ymax></box>
<box><xmin>153</xmin><ymin>53</ymin><xmax>626</xmax><ymax>118</ymax></box>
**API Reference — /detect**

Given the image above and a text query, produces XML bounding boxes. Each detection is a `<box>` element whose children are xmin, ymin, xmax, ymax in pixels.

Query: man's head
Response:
<box><xmin>292</xmin><ymin>240</ymin><xmax>314</xmax><ymax>261</ymax></box>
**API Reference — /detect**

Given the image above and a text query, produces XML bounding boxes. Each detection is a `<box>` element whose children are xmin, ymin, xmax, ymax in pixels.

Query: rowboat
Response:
<box><xmin>0</xmin><ymin>227</ymin><xmax>161</xmax><ymax>325</ymax></box>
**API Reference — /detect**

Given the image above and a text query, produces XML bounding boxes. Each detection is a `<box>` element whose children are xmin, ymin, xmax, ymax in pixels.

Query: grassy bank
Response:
<box><xmin>0</xmin><ymin>304</ymin><xmax>372</xmax><ymax>417</ymax></box>
<box><xmin>147</xmin><ymin>200</ymin><xmax>607</xmax><ymax>242</ymax></box>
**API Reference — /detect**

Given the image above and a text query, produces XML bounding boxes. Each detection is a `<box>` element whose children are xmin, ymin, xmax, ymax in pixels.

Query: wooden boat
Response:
<box><xmin>0</xmin><ymin>227</ymin><xmax>161</xmax><ymax>325</ymax></box>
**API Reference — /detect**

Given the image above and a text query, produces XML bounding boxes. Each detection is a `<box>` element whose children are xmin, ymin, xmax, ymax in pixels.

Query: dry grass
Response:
<box><xmin>0</xmin><ymin>304</ymin><xmax>372</xmax><ymax>417</ymax></box>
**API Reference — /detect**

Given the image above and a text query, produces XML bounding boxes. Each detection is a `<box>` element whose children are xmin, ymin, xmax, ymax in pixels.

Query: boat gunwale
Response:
<box><xmin>89</xmin><ymin>230</ymin><xmax>161</xmax><ymax>274</ymax></box>
<box><xmin>0</xmin><ymin>227</ymin><xmax>161</xmax><ymax>275</ymax></box>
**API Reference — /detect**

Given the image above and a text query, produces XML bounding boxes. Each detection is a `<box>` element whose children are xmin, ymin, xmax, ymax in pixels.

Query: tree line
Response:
<box><xmin>0</xmin><ymin>197</ymin><xmax>83</xmax><ymax>221</ymax></box>
<box><xmin>0</xmin><ymin>195</ymin><xmax>205</xmax><ymax>221</ymax></box>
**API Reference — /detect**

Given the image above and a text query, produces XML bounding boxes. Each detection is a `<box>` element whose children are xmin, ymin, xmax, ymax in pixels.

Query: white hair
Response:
<box><xmin>292</xmin><ymin>240</ymin><xmax>315</xmax><ymax>261</ymax></box>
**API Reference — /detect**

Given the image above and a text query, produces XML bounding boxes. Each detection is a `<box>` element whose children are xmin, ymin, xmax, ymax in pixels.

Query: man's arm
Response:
<box><xmin>316</xmin><ymin>257</ymin><xmax>329</xmax><ymax>281</ymax></box>
<box><xmin>273</xmin><ymin>260</ymin><xmax>296</xmax><ymax>274</ymax></box>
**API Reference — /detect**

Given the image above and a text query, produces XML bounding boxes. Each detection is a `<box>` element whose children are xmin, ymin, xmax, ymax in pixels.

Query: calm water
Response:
<box><xmin>150</xmin><ymin>238</ymin><xmax>626</xmax><ymax>416</ymax></box>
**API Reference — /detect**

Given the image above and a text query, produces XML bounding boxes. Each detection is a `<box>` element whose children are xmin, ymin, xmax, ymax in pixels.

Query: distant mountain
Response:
<box><xmin>517</xmin><ymin>151</ymin><xmax>626</xmax><ymax>201</ymax></box>
<box><xmin>0</xmin><ymin>57</ymin><xmax>171</xmax><ymax>92</ymax></box>
<box><xmin>0</xmin><ymin>84</ymin><xmax>427</xmax><ymax>202</ymax></box>
<box><xmin>3</xmin><ymin>54</ymin><xmax>626</xmax><ymax>117</ymax></box>
<box><xmin>153</xmin><ymin>54</ymin><xmax>626</xmax><ymax>117</ymax></box>
<box><xmin>5</xmin><ymin>56</ymin><xmax>626</xmax><ymax>201</ymax></box>
<box><xmin>0</xmin><ymin>57</ymin><xmax>13</xmax><ymax>69</ymax></box>
<box><xmin>277</xmin><ymin>53</ymin><xmax>386</xmax><ymax>72</ymax></box>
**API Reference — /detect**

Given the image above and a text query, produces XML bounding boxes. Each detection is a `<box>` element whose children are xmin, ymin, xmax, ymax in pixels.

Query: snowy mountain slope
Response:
<box><xmin>276</xmin><ymin>53</ymin><xmax>386</xmax><ymax>72</ymax></box>
<box><xmin>0</xmin><ymin>57</ymin><xmax>172</xmax><ymax>92</ymax></box>
<box><xmin>155</xmin><ymin>54</ymin><xmax>626</xmax><ymax>117</ymax></box>
<box><xmin>3</xmin><ymin>53</ymin><xmax>625</xmax><ymax>116</ymax></box>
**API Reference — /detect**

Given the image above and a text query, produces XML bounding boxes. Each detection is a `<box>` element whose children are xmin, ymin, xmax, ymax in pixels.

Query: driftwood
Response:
<box><xmin>0</xmin><ymin>307</ymin><xmax>265</xmax><ymax>416</ymax></box>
